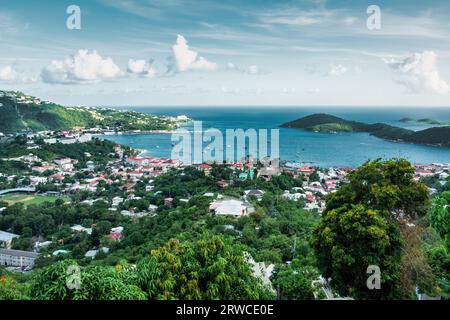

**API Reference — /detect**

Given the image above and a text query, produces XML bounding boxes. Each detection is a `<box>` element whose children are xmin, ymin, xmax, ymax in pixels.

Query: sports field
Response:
<box><xmin>0</xmin><ymin>194</ymin><xmax>69</xmax><ymax>207</ymax></box>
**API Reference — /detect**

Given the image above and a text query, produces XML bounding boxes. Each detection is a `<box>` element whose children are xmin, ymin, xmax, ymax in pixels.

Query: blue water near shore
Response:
<box><xmin>102</xmin><ymin>107</ymin><xmax>450</xmax><ymax>168</ymax></box>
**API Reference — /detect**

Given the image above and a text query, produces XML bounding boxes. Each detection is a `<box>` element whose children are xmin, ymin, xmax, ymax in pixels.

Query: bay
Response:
<box><xmin>101</xmin><ymin>107</ymin><xmax>450</xmax><ymax>168</ymax></box>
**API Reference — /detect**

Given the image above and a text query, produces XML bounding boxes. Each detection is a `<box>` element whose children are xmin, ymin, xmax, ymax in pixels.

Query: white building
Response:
<box><xmin>209</xmin><ymin>199</ymin><xmax>252</xmax><ymax>217</ymax></box>
<box><xmin>0</xmin><ymin>249</ymin><xmax>39</xmax><ymax>268</ymax></box>
<box><xmin>70</xmin><ymin>225</ymin><xmax>92</xmax><ymax>235</ymax></box>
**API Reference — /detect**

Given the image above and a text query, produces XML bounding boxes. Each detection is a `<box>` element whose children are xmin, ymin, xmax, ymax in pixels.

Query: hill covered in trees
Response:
<box><xmin>281</xmin><ymin>113</ymin><xmax>450</xmax><ymax>147</ymax></box>
<box><xmin>0</xmin><ymin>91</ymin><xmax>184</xmax><ymax>134</ymax></box>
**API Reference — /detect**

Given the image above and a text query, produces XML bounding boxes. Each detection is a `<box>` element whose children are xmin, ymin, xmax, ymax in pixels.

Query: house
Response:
<box><xmin>197</xmin><ymin>163</ymin><xmax>213</xmax><ymax>175</ymax></box>
<box><xmin>50</xmin><ymin>173</ymin><xmax>65</xmax><ymax>182</ymax></box>
<box><xmin>209</xmin><ymin>199</ymin><xmax>252</xmax><ymax>217</ymax></box>
<box><xmin>164</xmin><ymin>197</ymin><xmax>174</xmax><ymax>207</ymax></box>
<box><xmin>244</xmin><ymin>189</ymin><xmax>265</xmax><ymax>201</ymax></box>
<box><xmin>30</xmin><ymin>176</ymin><xmax>48</xmax><ymax>185</ymax></box>
<box><xmin>0</xmin><ymin>248</ymin><xmax>39</xmax><ymax>268</ymax></box>
<box><xmin>85</xmin><ymin>247</ymin><xmax>109</xmax><ymax>259</ymax></box>
<box><xmin>43</xmin><ymin>138</ymin><xmax>57</xmax><ymax>144</ymax></box>
<box><xmin>217</xmin><ymin>180</ymin><xmax>229</xmax><ymax>188</ymax></box>
<box><xmin>298</xmin><ymin>167</ymin><xmax>316</xmax><ymax>174</ymax></box>
<box><xmin>110</xmin><ymin>227</ymin><xmax>123</xmax><ymax>240</ymax></box>
<box><xmin>112</xmin><ymin>196</ymin><xmax>124</xmax><ymax>207</ymax></box>
<box><xmin>70</xmin><ymin>225</ymin><xmax>92</xmax><ymax>235</ymax></box>
<box><xmin>32</xmin><ymin>165</ymin><xmax>54</xmax><ymax>173</ymax></box>
<box><xmin>0</xmin><ymin>231</ymin><xmax>19</xmax><ymax>249</ymax></box>
<box><xmin>148</xmin><ymin>204</ymin><xmax>158</xmax><ymax>212</ymax></box>
<box><xmin>34</xmin><ymin>241</ymin><xmax>52</xmax><ymax>252</ymax></box>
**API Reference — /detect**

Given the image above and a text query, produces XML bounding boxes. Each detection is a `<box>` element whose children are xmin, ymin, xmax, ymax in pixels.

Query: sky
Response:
<box><xmin>1</xmin><ymin>0</ymin><xmax>450</xmax><ymax>107</ymax></box>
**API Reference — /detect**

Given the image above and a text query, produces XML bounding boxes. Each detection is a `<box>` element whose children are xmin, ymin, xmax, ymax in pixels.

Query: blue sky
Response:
<box><xmin>1</xmin><ymin>0</ymin><xmax>450</xmax><ymax>106</ymax></box>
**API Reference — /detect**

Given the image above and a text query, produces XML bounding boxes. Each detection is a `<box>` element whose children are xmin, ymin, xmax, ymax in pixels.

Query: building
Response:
<box><xmin>0</xmin><ymin>231</ymin><xmax>19</xmax><ymax>249</ymax></box>
<box><xmin>0</xmin><ymin>248</ymin><xmax>39</xmax><ymax>268</ymax></box>
<box><xmin>209</xmin><ymin>199</ymin><xmax>252</xmax><ymax>217</ymax></box>
<box><xmin>244</xmin><ymin>189</ymin><xmax>265</xmax><ymax>201</ymax></box>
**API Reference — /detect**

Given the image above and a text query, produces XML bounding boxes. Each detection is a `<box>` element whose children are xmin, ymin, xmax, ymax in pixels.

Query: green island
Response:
<box><xmin>0</xmin><ymin>91</ymin><xmax>189</xmax><ymax>134</ymax></box>
<box><xmin>400</xmin><ymin>117</ymin><xmax>450</xmax><ymax>126</ymax></box>
<box><xmin>281</xmin><ymin>113</ymin><xmax>450</xmax><ymax>147</ymax></box>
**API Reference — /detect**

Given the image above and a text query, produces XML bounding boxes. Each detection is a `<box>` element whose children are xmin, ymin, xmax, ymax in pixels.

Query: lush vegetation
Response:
<box><xmin>281</xmin><ymin>113</ymin><xmax>450</xmax><ymax>147</ymax></box>
<box><xmin>1</xmin><ymin>158</ymin><xmax>449</xmax><ymax>300</ymax></box>
<box><xmin>0</xmin><ymin>135</ymin><xmax>132</xmax><ymax>168</ymax></box>
<box><xmin>311</xmin><ymin>159</ymin><xmax>447</xmax><ymax>299</ymax></box>
<box><xmin>0</xmin><ymin>91</ymin><xmax>182</xmax><ymax>133</ymax></box>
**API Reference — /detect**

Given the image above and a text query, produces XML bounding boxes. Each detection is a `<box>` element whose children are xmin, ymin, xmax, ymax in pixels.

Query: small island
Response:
<box><xmin>399</xmin><ymin>117</ymin><xmax>450</xmax><ymax>126</ymax></box>
<box><xmin>281</xmin><ymin>113</ymin><xmax>450</xmax><ymax>147</ymax></box>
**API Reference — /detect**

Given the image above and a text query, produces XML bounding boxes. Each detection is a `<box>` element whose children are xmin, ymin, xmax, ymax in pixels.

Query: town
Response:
<box><xmin>0</xmin><ymin>127</ymin><xmax>449</xmax><ymax>300</ymax></box>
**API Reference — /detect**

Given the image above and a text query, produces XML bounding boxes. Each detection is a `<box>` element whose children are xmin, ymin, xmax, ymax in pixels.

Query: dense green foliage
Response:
<box><xmin>312</xmin><ymin>159</ymin><xmax>432</xmax><ymax>299</ymax></box>
<box><xmin>0</xmin><ymin>91</ymin><xmax>179</xmax><ymax>133</ymax></box>
<box><xmin>27</xmin><ymin>235</ymin><xmax>272</xmax><ymax>300</ymax></box>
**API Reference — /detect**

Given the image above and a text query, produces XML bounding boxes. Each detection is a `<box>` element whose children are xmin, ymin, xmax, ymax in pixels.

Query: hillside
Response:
<box><xmin>0</xmin><ymin>91</ymin><xmax>185</xmax><ymax>134</ymax></box>
<box><xmin>281</xmin><ymin>113</ymin><xmax>450</xmax><ymax>147</ymax></box>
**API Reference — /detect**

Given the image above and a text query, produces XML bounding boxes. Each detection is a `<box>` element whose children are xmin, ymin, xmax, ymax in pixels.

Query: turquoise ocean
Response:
<box><xmin>101</xmin><ymin>107</ymin><xmax>450</xmax><ymax>168</ymax></box>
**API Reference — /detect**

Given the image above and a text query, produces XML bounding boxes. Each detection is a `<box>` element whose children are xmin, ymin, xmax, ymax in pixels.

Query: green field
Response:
<box><xmin>0</xmin><ymin>194</ymin><xmax>69</xmax><ymax>207</ymax></box>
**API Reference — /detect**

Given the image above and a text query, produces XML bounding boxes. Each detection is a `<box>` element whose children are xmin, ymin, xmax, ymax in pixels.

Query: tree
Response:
<box><xmin>311</xmin><ymin>204</ymin><xmax>403</xmax><ymax>299</ymax></box>
<box><xmin>137</xmin><ymin>235</ymin><xmax>273</xmax><ymax>300</ymax></box>
<box><xmin>272</xmin><ymin>263</ymin><xmax>317</xmax><ymax>300</ymax></box>
<box><xmin>0</xmin><ymin>275</ymin><xmax>29</xmax><ymax>300</ymax></box>
<box><xmin>29</xmin><ymin>260</ymin><xmax>146</xmax><ymax>300</ymax></box>
<box><xmin>326</xmin><ymin>158</ymin><xmax>429</xmax><ymax>220</ymax></box>
<box><xmin>428</xmin><ymin>191</ymin><xmax>450</xmax><ymax>247</ymax></box>
<box><xmin>312</xmin><ymin>159</ymin><xmax>430</xmax><ymax>299</ymax></box>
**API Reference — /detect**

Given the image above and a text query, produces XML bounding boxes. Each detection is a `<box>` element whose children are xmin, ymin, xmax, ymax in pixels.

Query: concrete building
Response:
<box><xmin>0</xmin><ymin>249</ymin><xmax>39</xmax><ymax>268</ymax></box>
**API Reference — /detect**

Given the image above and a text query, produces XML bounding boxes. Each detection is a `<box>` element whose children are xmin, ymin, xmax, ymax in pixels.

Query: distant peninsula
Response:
<box><xmin>0</xmin><ymin>91</ymin><xmax>190</xmax><ymax>134</ymax></box>
<box><xmin>281</xmin><ymin>113</ymin><xmax>450</xmax><ymax>147</ymax></box>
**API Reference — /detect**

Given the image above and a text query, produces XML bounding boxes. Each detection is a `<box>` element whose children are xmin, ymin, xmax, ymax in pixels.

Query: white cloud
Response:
<box><xmin>328</xmin><ymin>64</ymin><xmax>348</xmax><ymax>76</ymax></box>
<box><xmin>171</xmin><ymin>35</ymin><xmax>218</xmax><ymax>72</ymax></box>
<box><xmin>0</xmin><ymin>65</ymin><xmax>18</xmax><ymax>81</ymax></box>
<box><xmin>385</xmin><ymin>51</ymin><xmax>450</xmax><ymax>94</ymax></box>
<box><xmin>226</xmin><ymin>62</ymin><xmax>263</xmax><ymax>75</ymax></box>
<box><xmin>0</xmin><ymin>65</ymin><xmax>36</xmax><ymax>83</ymax></box>
<box><xmin>127</xmin><ymin>59</ymin><xmax>157</xmax><ymax>77</ymax></box>
<box><xmin>41</xmin><ymin>49</ymin><xmax>122</xmax><ymax>84</ymax></box>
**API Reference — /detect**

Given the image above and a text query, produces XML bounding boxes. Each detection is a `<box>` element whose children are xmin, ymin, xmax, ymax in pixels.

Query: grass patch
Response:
<box><xmin>0</xmin><ymin>194</ymin><xmax>69</xmax><ymax>207</ymax></box>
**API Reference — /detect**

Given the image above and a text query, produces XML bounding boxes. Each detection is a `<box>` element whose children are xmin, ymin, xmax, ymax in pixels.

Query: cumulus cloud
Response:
<box><xmin>328</xmin><ymin>64</ymin><xmax>348</xmax><ymax>76</ymax></box>
<box><xmin>171</xmin><ymin>35</ymin><xmax>218</xmax><ymax>72</ymax></box>
<box><xmin>0</xmin><ymin>65</ymin><xmax>36</xmax><ymax>83</ymax></box>
<box><xmin>384</xmin><ymin>51</ymin><xmax>450</xmax><ymax>94</ymax></box>
<box><xmin>226</xmin><ymin>62</ymin><xmax>264</xmax><ymax>75</ymax></box>
<box><xmin>41</xmin><ymin>49</ymin><xmax>122</xmax><ymax>84</ymax></box>
<box><xmin>127</xmin><ymin>59</ymin><xmax>157</xmax><ymax>77</ymax></box>
<box><xmin>0</xmin><ymin>65</ymin><xmax>19</xmax><ymax>81</ymax></box>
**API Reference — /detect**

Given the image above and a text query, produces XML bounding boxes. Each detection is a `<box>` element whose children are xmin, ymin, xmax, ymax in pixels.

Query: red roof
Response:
<box><xmin>298</xmin><ymin>167</ymin><xmax>315</xmax><ymax>173</ymax></box>
<box><xmin>198</xmin><ymin>164</ymin><xmax>213</xmax><ymax>169</ymax></box>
